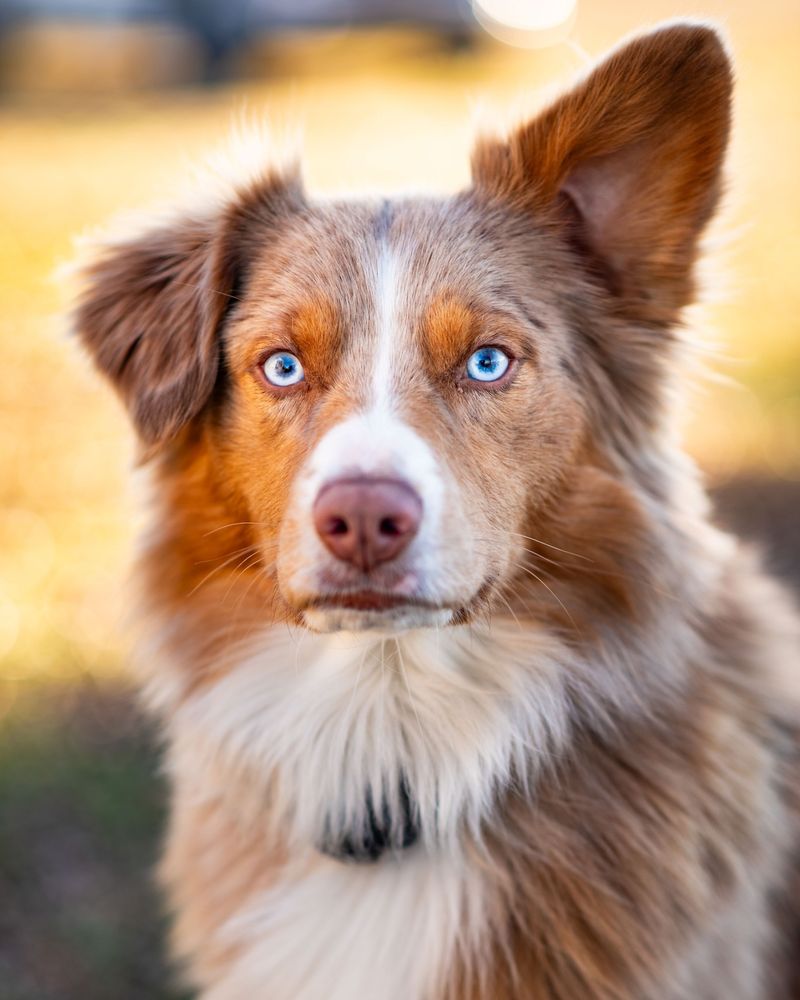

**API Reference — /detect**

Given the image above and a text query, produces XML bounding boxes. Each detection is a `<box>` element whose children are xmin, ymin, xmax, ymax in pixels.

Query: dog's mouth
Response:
<box><xmin>297</xmin><ymin>578</ymin><xmax>497</xmax><ymax>633</ymax></box>
<box><xmin>304</xmin><ymin>590</ymin><xmax>440</xmax><ymax>613</ymax></box>
<box><xmin>298</xmin><ymin>588</ymin><xmax>458</xmax><ymax>632</ymax></box>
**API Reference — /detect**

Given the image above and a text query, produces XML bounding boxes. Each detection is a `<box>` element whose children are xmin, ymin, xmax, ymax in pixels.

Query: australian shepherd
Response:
<box><xmin>75</xmin><ymin>22</ymin><xmax>800</xmax><ymax>999</ymax></box>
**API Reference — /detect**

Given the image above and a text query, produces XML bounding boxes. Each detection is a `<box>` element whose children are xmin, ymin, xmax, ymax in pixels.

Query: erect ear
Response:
<box><xmin>471</xmin><ymin>23</ymin><xmax>733</xmax><ymax>322</ymax></box>
<box><xmin>74</xmin><ymin>169</ymin><xmax>304</xmax><ymax>446</ymax></box>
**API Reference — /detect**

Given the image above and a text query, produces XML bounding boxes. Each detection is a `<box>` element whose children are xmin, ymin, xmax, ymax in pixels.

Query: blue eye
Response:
<box><xmin>263</xmin><ymin>352</ymin><xmax>304</xmax><ymax>387</ymax></box>
<box><xmin>465</xmin><ymin>346</ymin><xmax>511</xmax><ymax>383</ymax></box>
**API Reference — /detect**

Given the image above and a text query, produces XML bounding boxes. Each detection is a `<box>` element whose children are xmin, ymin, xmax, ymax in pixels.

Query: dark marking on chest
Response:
<box><xmin>318</xmin><ymin>776</ymin><xmax>420</xmax><ymax>863</ymax></box>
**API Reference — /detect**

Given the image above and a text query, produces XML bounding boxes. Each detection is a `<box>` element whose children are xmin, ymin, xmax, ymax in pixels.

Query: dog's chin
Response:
<box><xmin>302</xmin><ymin>604</ymin><xmax>454</xmax><ymax>634</ymax></box>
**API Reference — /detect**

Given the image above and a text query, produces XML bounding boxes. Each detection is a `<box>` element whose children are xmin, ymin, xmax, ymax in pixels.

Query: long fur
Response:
<box><xmin>74</xmin><ymin>22</ymin><xmax>800</xmax><ymax>1000</ymax></box>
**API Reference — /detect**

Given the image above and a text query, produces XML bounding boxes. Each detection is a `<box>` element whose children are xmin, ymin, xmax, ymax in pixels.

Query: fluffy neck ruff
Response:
<box><xmin>164</xmin><ymin>596</ymin><xmax>706</xmax><ymax>861</ymax></box>
<box><xmin>143</xmin><ymin>455</ymin><xmax>728</xmax><ymax>860</ymax></box>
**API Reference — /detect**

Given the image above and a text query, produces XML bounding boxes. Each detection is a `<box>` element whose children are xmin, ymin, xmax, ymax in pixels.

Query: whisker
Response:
<box><xmin>218</xmin><ymin>562</ymin><xmax>280</xmax><ymax>663</ymax></box>
<box><xmin>498</xmin><ymin>577</ymin><xmax>542</xmax><ymax>622</ymax></box>
<box><xmin>202</xmin><ymin>521</ymin><xmax>273</xmax><ymax>538</ymax></box>
<box><xmin>171</xmin><ymin>279</ymin><xmax>247</xmax><ymax>305</ymax></box>
<box><xmin>494</xmin><ymin>590</ymin><xmax>523</xmax><ymax>631</ymax></box>
<box><xmin>193</xmin><ymin>543</ymin><xmax>263</xmax><ymax>566</ymax></box>
<box><xmin>395</xmin><ymin>642</ymin><xmax>426</xmax><ymax>748</ymax></box>
<box><xmin>345</xmin><ymin>644</ymin><xmax>370</xmax><ymax>725</ymax></box>
<box><xmin>472</xmin><ymin>536</ymin><xmax>677</xmax><ymax>602</ymax></box>
<box><xmin>512</xmin><ymin>543</ymin><xmax>677</xmax><ymax>603</ymax></box>
<box><xmin>187</xmin><ymin>546</ymin><xmax>261</xmax><ymax>597</ymax></box>
<box><xmin>221</xmin><ymin>551</ymin><xmax>266</xmax><ymax>603</ymax></box>
<box><xmin>511</xmin><ymin>561</ymin><xmax>578</xmax><ymax>630</ymax></box>
<box><xmin>291</xmin><ymin>623</ymin><xmax>307</xmax><ymax>670</ymax></box>
<box><xmin>507</xmin><ymin>532</ymin><xmax>593</xmax><ymax>562</ymax></box>
<box><xmin>471</xmin><ymin>537</ymin><xmax>575</xmax><ymax>573</ymax></box>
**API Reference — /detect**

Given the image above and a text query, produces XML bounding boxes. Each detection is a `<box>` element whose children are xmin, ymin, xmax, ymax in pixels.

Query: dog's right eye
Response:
<box><xmin>262</xmin><ymin>352</ymin><xmax>305</xmax><ymax>388</ymax></box>
<box><xmin>465</xmin><ymin>346</ymin><xmax>511</xmax><ymax>384</ymax></box>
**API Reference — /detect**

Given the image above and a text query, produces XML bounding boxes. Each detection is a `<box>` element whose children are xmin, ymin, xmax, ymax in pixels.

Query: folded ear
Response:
<box><xmin>74</xmin><ymin>170</ymin><xmax>304</xmax><ymax>446</ymax></box>
<box><xmin>471</xmin><ymin>23</ymin><xmax>733</xmax><ymax>322</ymax></box>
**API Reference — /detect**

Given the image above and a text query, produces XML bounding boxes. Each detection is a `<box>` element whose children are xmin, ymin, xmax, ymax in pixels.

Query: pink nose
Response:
<box><xmin>313</xmin><ymin>477</ymin><xmax>422</xmax><ymax>573</ymax></box>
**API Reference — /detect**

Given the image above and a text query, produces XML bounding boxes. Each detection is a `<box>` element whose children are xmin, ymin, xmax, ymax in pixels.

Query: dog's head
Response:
<box><xmin>75</xmin><ymin>23</ymin><xmax>732</xmax><ymax>635</ymax></box>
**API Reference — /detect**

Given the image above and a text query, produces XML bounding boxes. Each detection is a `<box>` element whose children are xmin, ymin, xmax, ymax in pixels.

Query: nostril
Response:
<box><xmin>379</xmin><ymin>516</ymin><xmax>401</xmax><ymax>536</ymax></box>
<box><xmin>327</xmin><ymin>517</ymin><xmax>350</xmax><ymax>536</ymax></box>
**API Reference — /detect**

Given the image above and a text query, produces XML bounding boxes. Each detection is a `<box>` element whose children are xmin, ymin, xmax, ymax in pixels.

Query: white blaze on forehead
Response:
<box><xmin>297</xmin><ymin>236</ymin><xmax>440</xmax><ymax>500</ymax></box>
<box><xmin>372</xmin><ymin>241</ymin><xmax>401</xmax><ymax>412</ymax></box>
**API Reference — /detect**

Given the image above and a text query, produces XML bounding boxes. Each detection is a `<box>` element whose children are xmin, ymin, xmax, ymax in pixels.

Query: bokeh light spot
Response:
<box><xmin>472</xmin><ymin>0</ymin><xmax>578</xmax><ymax>46</ymax></box>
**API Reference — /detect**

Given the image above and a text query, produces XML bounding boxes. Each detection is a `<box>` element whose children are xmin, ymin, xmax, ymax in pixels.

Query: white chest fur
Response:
<box><xmin>166</xmin><ymin>623</ymin><xmax>572</xmax><ymax>998</ymax></box>
<box><xmin>159</xmin><ymin>612</ymin><xmax>702</xmax><ymax>998</ymax></box>
<box><xmin>202</xmin><ymin>845</ymin><xmax>487</xmax><ymax>1000</ymax></box>
<box><xmin>169</xmin><ymin>624</ymin><xmax>572</xmax><ymax>852</ymax></box>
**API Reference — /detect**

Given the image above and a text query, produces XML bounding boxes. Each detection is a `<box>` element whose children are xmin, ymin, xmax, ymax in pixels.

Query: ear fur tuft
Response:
<box><xmin>471</xmin><ymin>22</ymin><xmax>733</xmax><ymax>320</ymax></box>
<box><xmin>74</xmin><ymin>168</ymin><xmax>304</xmax><ymax>446</ymax></box>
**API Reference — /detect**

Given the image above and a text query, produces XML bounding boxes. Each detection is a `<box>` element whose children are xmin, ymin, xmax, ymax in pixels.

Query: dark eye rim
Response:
<box><xmin>459</xmin><ymin>344</ymin><xmax>518</xmax><ymax>391</ymax></box>
<box><xmin>254</xmin><ymin>348</ymin><xmax>308</xmax><ymax>395</ymax></box>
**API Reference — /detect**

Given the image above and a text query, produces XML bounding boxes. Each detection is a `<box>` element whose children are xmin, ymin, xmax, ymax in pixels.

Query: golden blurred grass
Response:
<box><xmin>1</xmin><ymin>1</ymin><xmax>799</xmax><ymax>684</ymax></box>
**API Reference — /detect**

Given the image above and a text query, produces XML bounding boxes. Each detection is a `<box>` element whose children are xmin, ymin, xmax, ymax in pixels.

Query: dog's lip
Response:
<box><xmin>304</xmin><ymin>590</ymin><xmax>439</xmax><ymax>613</ymax></box>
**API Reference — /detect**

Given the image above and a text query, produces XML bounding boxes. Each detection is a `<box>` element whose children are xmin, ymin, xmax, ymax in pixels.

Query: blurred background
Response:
<box><xmin>0</xmin><ymin>0</ymin><xmax>798</xmax><ymax>996</ymax></box>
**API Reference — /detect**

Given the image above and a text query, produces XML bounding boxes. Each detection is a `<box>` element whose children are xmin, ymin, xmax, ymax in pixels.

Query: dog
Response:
<box><xmin>74</xmin><ymin>21</ymin><xmax>800</xmax><ymax>999</ymax></box>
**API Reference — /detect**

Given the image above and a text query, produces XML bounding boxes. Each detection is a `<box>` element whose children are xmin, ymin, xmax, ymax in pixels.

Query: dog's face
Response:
<box><xmin>75</xmin><ymin>23</ymin><xmax>732</xmax><ymax>635</ymax></box>
<box><xmin>215</xmin><ymin>198</ymin><xmax>585</xmax><ymax>631</ymax></box>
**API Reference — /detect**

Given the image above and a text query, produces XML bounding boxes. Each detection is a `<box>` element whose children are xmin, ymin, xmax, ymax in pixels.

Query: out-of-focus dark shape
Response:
<box><xmin>0</xmin><ymin>0</ymin><xmax>476</xmax><ymax>87</ymax></box>
<box><xmin>712</xmin><ymin>475</ymin><xmax>800</xmax><ymax>591</ymax></box>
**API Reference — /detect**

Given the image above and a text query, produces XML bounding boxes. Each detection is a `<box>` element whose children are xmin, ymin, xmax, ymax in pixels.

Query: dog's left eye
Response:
<box><xmin>465</xmin><ymin>346</ymin><xmax>510</xmax><ymax>383</ymax></box>
<box><xmin>263</xmin><ymin>352</ymin><xmax>305</xmax><ymax>387</ymax></box>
